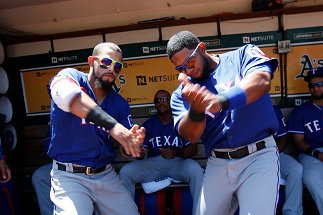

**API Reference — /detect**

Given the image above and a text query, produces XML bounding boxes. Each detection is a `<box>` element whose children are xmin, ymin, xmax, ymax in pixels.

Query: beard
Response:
<box><xmin>311</xmin><ymin>92</ymin><xmax>323</xmax><ymax>101</ymax></box>
<box><xmin>197</xmin><ymin>56</ymin><xmax>213</xmax><ymax>80</ymax></box>
<box><xmin>93</xmin><ymin>68</ymin><xmax>114</xmax><ymax>90</ymax></box>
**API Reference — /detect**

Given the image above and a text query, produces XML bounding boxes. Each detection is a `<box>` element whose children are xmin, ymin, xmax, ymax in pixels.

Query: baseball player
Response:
<box><xmin>166</xmin><ymin>31</ymin><xmax>280</xmax><ymax>215</ymax></box>
<box><xmin>119</xmin><ymin>89</ymin><xmax>204</xmax><ymax>215</ymax></box>
<box><xmin>273</xmin><ymin>105</ymin><xmax>303</xmax><ymax>215</ymax></box>
<box><xmin>288</xmin><ymin>67</ymin><xmax>323</xmax><ymax>214</ymax></box>
<box><xmin>48</xmin><ymin>42</ymin><xmax>145</xmax><ymax>214</ymax></box>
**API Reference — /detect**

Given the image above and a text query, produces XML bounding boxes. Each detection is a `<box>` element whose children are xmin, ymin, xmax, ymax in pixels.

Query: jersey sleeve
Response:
<box><xmin>240</xmin><ymin>44</ymin><xmax>278</xmax><ymax>78</ymax></box>
<box><xmin>288</xmin><ymin>107</ymin><xmax>304</xmax><ymax>134</ymax></box>
<box><xmin>170</xmin><ymin>86</ymin><xmax>190</xmax><ymax>133</ymax></box>
<box><xmin>273</xmin><ymin>105</ymin><xmax>287</xmax><ymax>138</ymax></box>
<box><xmin>48</xmin><ymin>68</ymin><xmax>82</xmax><ymax>97</ymax></box>
<box><xmin>116</xmin><ymin>98</ymin><xmax>133</xmax><ymax>130</ymax></box>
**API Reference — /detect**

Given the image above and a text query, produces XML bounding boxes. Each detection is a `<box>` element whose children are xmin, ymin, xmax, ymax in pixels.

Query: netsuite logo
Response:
<box><xmin>243</xmin><ymin>35</ymin><xmax>274</xmax><ymax>43</ymax></box>
<box><xmin>51</xmin><ymin>56</ymin><xmax>78</xmax><ymax>64</ymax></box>
<box><xmin>136</xmin><ymin>74</ymin><xmax>179</xmax><ymax>86</ymax></box>
<box><xmin>142</xmin><ymin>46</ymin><xmax>166</xmax><ymax>54</ymax></box>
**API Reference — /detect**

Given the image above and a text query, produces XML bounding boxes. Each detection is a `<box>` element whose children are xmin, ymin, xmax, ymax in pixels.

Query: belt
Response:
<box><xmin>211</xmin><ymin>141</ymin><xmax>266</xmax><ymax>159</ymax></box>
<box><xmin>56</xmin><ymin>162</ymin><xmax>107</xmax><ymax>175</ymax></box>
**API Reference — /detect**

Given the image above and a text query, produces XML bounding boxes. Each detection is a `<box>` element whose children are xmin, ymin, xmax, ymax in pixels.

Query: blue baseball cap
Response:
<box><xmin>304</xmin><ymin>67</ymin><xmax>323</xmax><ymax>82</ymax></box>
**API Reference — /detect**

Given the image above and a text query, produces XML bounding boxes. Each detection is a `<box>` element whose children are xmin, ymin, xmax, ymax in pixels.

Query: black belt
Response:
<box><xmin>56</xmin><ymin>162</ymin><xmax>107</xmax><ymax>175</ymax></box>
<box><xmin>211</xmin><ymin>141</ymin><xmax>266</xmax><ymax>159</ymax></box>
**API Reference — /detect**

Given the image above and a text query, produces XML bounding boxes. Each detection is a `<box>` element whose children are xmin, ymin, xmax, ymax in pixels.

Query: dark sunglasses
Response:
<box><xmin>93</xmin><ymin>56</ymin><xmax>123</xmax><ymax>73</ymax></box>
<box><xmin>154</xmin><ymin>96</ymin><xmax>169</xmax><ymax>104</ymax></box>
<box><xmin>308</xmin><ymin>81</ymin><xmax>323</xmax><ymax>89</ymax></box>
<box><xmin>175</xmin><ymin>42</ymin><xmax>202</xmax><ymax>73</ymax></box>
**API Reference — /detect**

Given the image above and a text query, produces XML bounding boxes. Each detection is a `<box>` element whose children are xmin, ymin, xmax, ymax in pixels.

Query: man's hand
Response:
<box><xmin>0</xmin><ymin>159</ymin><xmax>11</xmax><ymax>183</ymax></box>
<box><xmin>179</xmin><ymin>73</ymin><xmax>216</xmax><ymax>114</ymax></box>
<box><xmin>179</xmin><ymin>73</ymin><xmax>223</xmax><ymax>115</ymax></box>
<box><xmin>159</xmin><ymin>148</ymin><xmax>177</xmax><ymax>159</ymax></box>
<box><xmin>109</xmin><ymin>123</ymin><xmax>142</xmax><ymax>157</ymax></box>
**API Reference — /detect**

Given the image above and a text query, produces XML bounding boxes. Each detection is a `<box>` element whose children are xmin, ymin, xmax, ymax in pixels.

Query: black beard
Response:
<box><xmin>311</xmin><ymin>93</ymin><xmax>323</xmax><ymax>101</ymax></box>
<box><xmin>198</xmin><ymin>57</ymin><xmax>212</xmax><ymax>80</ymax></box>
<box><xmin>93</xmin><ymin>69</ymin><xmax>113</xmax><ymax>90</ymax></box>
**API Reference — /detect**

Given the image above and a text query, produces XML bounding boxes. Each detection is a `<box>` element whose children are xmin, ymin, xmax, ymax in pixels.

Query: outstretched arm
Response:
<box><xmin>51</xmin><ymin>76</ymin><xmax>142</xmax><ymax>157</ymax></box>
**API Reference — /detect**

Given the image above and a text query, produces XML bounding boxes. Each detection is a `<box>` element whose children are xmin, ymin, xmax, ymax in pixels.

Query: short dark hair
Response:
<box><xmin>92</xmin><ymin>42</ymin><xmax>123</xmax><ymax>56</ymax></box>
<box><xmin>154</xmin><ymin>89</ymin><xmax>170</xmax><ymax>99</ymax></box>
<box><xmin>166</xmin><ymin>31</ymin><xmax>200</xmax><ymax>58</ymax></box>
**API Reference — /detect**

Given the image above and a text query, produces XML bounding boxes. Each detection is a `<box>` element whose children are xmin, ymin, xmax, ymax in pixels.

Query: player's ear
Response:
<box><xmin>199</xmin><ymin>42</ymin><xmax>206</xmax><ymax>52</ymax></box>
<box><xmin>88</xmin><ymin>56</ymin><xmax>94</xmax><ymax>66</ymax></box>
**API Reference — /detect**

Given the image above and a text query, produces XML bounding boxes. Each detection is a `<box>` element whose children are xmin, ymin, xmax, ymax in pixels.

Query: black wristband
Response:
<box><xmin>86</xmin><ymin>106</ymin><xmax>118</xmax><ymax>130</ymax></box>
<box><xmin>217</xmin><ymin>95</ymin><xmax>229</xmax><ymax>110</ymax></box>
<box><xmin>188</xmin><ymin>108</ymin><xmax>205</xmax><ymax>122</ymax></box>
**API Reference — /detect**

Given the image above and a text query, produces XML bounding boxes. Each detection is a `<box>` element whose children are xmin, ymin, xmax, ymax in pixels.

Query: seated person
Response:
<box><xmin>288</xmin><ymin>67</ymin><xmax>323</xmax><ymax>214</ymax></box>
<box><xmin>119</xmin><ymin>89</ymin><xmax>204</xmax><ymax>215</ymax></box>
<box><xmin>273</xmin><ymin>105</ymin><xmax>303</xmax><ymax>215</ymax></box>
<box><xmin>31</xmin><ymin>129</ymin><xmax>53</xmax><ymax>215</ymax></box>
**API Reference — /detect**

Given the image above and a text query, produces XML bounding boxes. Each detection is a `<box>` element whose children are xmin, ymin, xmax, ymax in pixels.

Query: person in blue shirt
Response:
<box><xmin>288</xmin><ymin>67</ymin><xmax>323</xmax><ymax>214</ymax></box>
<box><xmin>31</xmin><ymin>128</ymin><xmax>52</xmax><ymax>215</ymax></box>
<box><xmin>119</xmin><ymin>89</ymin><xmax>204</xmax><ymax>215</ymax></box>
<box><xmin>48</xmin><ymin>42</ymin><xmax>145</xmax><ymax>214</ymax></box>
<box><xmin>273</xmin><ymin>105</ymin><xmax>303</xmax><ymax>215</ymax></box>
<box><xmin>166</xmin><ymin>30</ymin><xmax>280</xmax><ymax>215</ymax></box>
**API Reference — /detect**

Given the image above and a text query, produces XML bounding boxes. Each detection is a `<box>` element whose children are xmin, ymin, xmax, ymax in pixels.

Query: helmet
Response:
<box><xmin>304</xmin><ymin>67</ymin><xmax>323</xmax><ymax>82</ymax></box>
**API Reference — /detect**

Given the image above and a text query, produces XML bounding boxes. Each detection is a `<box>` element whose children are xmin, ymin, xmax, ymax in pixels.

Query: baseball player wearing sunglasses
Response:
<box><xmin>48</xmin><ymin>42</ymin><xmax>145</xmax><ymax>214</ymax></box>
<box><xmin>288</xmin><ymin>67</ymin><xmax>323</xmax><ymax>214</ymax></box>
<box><xmin>167</xmin><ymin>31</ymin><xmax>280</xmax><ymax>215</ymax></box>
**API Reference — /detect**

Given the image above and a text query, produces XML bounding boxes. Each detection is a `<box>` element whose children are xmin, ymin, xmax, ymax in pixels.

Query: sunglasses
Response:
<box><xmin>154</xmin><ymin>96</ymin><xmax>169</xmax><ymax>104</ymax></box>
<box><xmin>308</xmin><ymin>81</ymin><xmax>323</xmax><ymax>89</ymax></box>
<box><xmin>175</xmin><ymin>42</ymin><xmax>202</xmax><ymax>73</ymax></box>
<box><xmin>93</xmin><ymin>56</ymin><xmax>123</xmax><ymax>73</ymax></box>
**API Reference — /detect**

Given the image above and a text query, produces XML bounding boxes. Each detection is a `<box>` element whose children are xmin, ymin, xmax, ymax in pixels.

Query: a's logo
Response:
<box><xmin>51</xmin><ymin>57</ymin><xmax>58</xmax><ymax>63</ymax></box>
<box><xmin>136</xmin><ymin>76</ymin><xmax>147</xmax><ymax>86</ymax></box>
<box><xmin>296</xmin><ymin>55</ymin><xmax>323</xmax><ymax>79</ymax></box>
<box><xmin>243</xmin><ymin>37</ymin><xmax>250</xmax><ymax>44</ymax></box>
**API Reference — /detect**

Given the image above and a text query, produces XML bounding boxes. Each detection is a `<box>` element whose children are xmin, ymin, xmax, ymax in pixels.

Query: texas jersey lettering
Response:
<box><xmin>142</xmin><ymin>115</ymin><xmax>188</xmax><ymax>157</ymax></box>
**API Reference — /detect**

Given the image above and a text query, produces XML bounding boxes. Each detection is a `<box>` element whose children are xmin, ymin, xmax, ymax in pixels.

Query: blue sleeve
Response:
<box><xmin>170</xmin><ymin>86</ymin><xmax>189</xmax><ymax>133</ymax></box>
<box><xmin>288</xmin><ymin>107</ymin><xmax>304</xmax><ymax>134</ymax></box>
<box><xmin>273</xmin><ymin>105</ymin><xmax>287</xmax><ymax>138</ymax></box>
<box><xmin>240</xmin><ymin>44</ymin><xmax>278</xmax><ymax>77</ymax></box>
<box><xmin>116</xmin><ymin>99</ymin><xmax>133</xmax><ymax>130</ymax></box>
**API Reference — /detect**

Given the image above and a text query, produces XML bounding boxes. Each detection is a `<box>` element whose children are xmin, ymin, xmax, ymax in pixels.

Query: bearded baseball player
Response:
<box><xmin>288</xmin><ymin>67</ymin><xmax>323</xmax><ymax>214</ymax></box>
<box><xmin>167</xmin><ymin>31</ymin><xmax>280</xmax><ymax>215</ymax></box>
<box><xmin>48</xmin><ymin>42</ymin><xmax>145</xmax><ymax>214</ymax></box>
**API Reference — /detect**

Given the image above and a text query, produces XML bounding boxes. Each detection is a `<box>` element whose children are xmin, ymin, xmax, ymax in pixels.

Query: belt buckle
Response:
<box><xmin>85</xmin><ymin>167</ymin><xmax>93</xmax><ymax>175</ymax></box>
<box><xmin>227</xmin><ymin>148</ymin><xmax>238</xmax><ymax>159</ymax></box>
